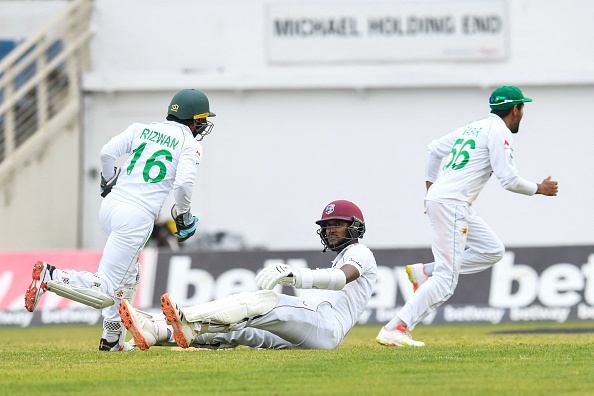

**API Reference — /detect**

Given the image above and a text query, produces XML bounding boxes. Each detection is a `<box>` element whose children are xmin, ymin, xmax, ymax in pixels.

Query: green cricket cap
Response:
<box><xmin>489</xmin><ymin>86</ymin><xmax>532</xmax><ymax>110</ymax></box>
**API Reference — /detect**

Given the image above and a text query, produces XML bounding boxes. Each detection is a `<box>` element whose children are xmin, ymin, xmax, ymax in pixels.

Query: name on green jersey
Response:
<box><xmin>139</xmin><ymin>128</ymin><xmax>179</xmax><ymax>150</ymax></box>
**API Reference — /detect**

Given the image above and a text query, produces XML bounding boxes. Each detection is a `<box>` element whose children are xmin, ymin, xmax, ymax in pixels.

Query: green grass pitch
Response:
<box><xmin>1</xmin><ymin>322</ymin><xmax>593</xmax><ymax>395</ymax></box>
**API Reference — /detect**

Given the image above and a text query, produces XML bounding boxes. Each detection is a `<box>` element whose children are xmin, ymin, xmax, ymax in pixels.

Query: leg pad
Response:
<box><xmin>47</xmin><ymin>280</ymin><xmax>114</xmax><ymax>309</ymax></box>
<box><xmin>183</xmin><ymin>290</ymin><xmax>278</xmax><ymax>324</ymax></box>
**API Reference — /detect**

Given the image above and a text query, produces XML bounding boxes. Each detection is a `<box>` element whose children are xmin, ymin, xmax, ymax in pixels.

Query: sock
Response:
<box><xmin>47</xmin><ymin>264</ymin><xmax>57</xmax><ymax>280</ymax></box>
<box><xmin>424</xmin><ymin>263</ymin><xmax>435</xmax><ymax>276</ymax></box>
<box><xmin>104</xmin><ymin>332</ymin><xmax>119</xmax><ymax>343</ymax></box>
<box><xmin>385</xmin><ymin>317</ymin><xmax>407</xmax><ymax>331</ymax></box>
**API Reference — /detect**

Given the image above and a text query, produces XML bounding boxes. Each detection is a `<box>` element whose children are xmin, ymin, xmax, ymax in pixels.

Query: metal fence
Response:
<box><xmin>0</xmin><ymin>0</ymin><xmax>92</xmax><ymax>180</ymax></box>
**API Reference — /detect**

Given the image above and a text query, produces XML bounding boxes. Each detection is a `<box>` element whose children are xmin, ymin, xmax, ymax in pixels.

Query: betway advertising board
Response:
<box><xmin>1</xmin><ymin>246</ymin><xmax>593</xmax><ymax>327</ymax></box>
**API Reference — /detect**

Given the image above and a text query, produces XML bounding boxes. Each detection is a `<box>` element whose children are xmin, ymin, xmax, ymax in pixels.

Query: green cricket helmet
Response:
<box><xmin>168</xmin><ymin>89</ymin><xmax>216</xmax><ymax>140</ymax></box>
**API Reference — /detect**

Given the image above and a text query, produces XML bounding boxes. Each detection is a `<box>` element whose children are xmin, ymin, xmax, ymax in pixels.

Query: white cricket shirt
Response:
<box><xmin>425</xmin><ymin>114</ymin><xmax>537</xmax><ymax>205</ymax></box>
<box><xmin>313</xmin><ymin>243</ymin><xmax>377</xmax><ymax>336</ymax></box>
<box><xmin>100</xmin><ymin>120</ymin><xmax>202</xmax><ymax>219</ymax></box>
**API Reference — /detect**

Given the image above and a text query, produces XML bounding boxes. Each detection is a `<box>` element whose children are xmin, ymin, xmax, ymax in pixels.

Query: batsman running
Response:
<box><xmin>376</xmin><ymin>86</ymin><xmax>559</xmax><ymax>347</ymax></box>
<box><xmin>24</xmin><ymin>89</ymin><xmax>216</xmax><ymax>351</ymax></box>
<box><xmin>118</xmin><ymin>200</ymin><xmax>377</xmax><ymax>350</ymax></box>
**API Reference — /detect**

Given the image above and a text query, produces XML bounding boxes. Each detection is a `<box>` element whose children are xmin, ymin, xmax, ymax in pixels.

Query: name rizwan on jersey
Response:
<box><xmin>140</xmin><ymin>128</ymin><xmax>179</xmax><ymax>150</ymax></box>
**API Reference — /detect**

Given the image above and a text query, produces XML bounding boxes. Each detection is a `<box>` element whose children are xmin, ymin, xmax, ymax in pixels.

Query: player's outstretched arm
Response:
<box><xmin>536</xmin><ymin>176</ymin><xmax>559</xmax><ymax>196</ymax></box>
<box><xmin>256</xmin><ymin>264</ymin><xmax>348</xmax><ymax>291</ymax></box>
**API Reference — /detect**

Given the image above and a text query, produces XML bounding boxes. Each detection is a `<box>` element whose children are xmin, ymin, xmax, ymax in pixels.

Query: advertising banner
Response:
<box><xmin>0</xmin><ymin>251</ymin><xmax>147</xmax><ymax>327</ymax></box>
<box><xmin>1</xmin><ymin>245</ymin><xmax>593</xmax><ymax>326</ymax></box>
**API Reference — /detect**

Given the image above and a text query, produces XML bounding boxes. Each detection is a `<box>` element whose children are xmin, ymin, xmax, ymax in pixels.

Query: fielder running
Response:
<box><xmin>376</xmin><ymin>86</ymin><xmax>559</xmax><ymax>347</ymax></box>
<box><xmin>119</xmin><ymin>200</ymin><xmax>377</xmax><ymax>350</ymax></box>
<box><xmin>24</xmin><ymin>89</ymin><xmax>216</xmax><ymax>351</ymax></box>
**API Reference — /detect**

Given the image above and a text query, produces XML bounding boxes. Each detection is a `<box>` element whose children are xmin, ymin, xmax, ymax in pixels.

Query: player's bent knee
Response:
<box><xmin>242</xmin><ymin>290</ymin><xmax>278</xmax><ymax>317</ymax></box>
<box><xmin>184</xmin><ymin>290</ymin><xmax>278</xmax><ymax>324</ymax></box>
<box><xmin>486</xmin><ymin>249</ymin><xmax>505</xmax><ymax>265</ymax></box>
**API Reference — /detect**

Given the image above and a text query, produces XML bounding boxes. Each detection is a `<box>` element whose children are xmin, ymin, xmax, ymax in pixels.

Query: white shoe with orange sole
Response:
<box><xmin>375</xmin><ymin>325</ymin><xmax>425</xmax><ymax>347</ymax></box>
<box><xmin>405</xmin><ymin>263</ymin><xmax>429</xmax><ymax>292</ymax></box>
<box><xmin>160</xmin><ymin>293</ymin><xmax>196</xmax><ymax>349</ymax></box>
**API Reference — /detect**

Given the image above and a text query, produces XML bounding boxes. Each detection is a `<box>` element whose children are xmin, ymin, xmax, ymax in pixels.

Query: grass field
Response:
<box><xmin>1</xmin><ymin>321</ymin><xmax>593</xmax><ymax>395</ymax></box>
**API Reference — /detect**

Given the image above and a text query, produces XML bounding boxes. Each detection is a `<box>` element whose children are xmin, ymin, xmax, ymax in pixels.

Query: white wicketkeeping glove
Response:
<box><xmin>255</xmin><ymin>264</ymin><xmax>300</xmax><ymax>290</ymax></box>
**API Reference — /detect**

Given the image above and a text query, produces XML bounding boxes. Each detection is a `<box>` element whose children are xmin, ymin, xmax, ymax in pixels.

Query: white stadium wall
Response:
<box><xmin>81</xmin><ymin>86</ymin><xmax>594</xmax><ymax>251</ymax></box>
<box><xmin>80</xmin><ymin>0</ymin><xmax>594</xmax><ymax>251</ymax></box>
<box><xmin>0</xmin><ymin>128</ymin><xmax>80</xmax><ymax>250</ymax></box>
<box><xmin>1</xmin><ymin>0</ymin><xmax>593</xmax><ymax>251</ymax></box>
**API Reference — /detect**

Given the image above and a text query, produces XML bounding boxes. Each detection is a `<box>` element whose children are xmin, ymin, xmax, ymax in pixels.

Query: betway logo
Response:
<box><xmin>489</xmin><ymin>252</ymin><xmax>594</xmax><ymax>308</ymax></box>
<box><xmin>165</xmin><ymin>252</ymin><xmax>594</xmax><ymax>310</ymax></box>
<box><xmin>166</xmin><ymin>257</ymin><xmax>306</xmax><ymax>305</ymax></box>
<box><xmin>165</xmin><ymin>256</ymin><xmax>417</xmax><ymax>307</ymax></box>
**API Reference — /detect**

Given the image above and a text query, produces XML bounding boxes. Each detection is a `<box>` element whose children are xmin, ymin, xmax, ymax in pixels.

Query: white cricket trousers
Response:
<box><xmin>60</xmin><ymin>196</ymin><xmax>153</xmax><ymax>322</ymax></box>
<box><xmin>397</xmin><ymin>200</ymin><xmax>504</xmax><ymax>330</ymax></box>
<box><xmin>196</xmin><ymin>293</ymin><xmax>345</xmax><ymax>350</ymax></box>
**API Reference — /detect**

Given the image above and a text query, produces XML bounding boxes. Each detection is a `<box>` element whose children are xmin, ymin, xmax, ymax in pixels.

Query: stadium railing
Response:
<box><xmin>0</xmin><ymin>0</ymin><xmax>92</xmax><ymax>192</ymax></box>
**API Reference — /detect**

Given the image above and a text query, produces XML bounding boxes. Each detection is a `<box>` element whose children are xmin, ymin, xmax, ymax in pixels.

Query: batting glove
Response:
<box><xmin>174</xmin><ymin>211</ymin><xmax>199</xmax><ymax>242</ymax></box>
<box><xmin>256</xmin><ymin>264</ymin><xmax>300</xmax><ymax>290</ymax></box>
<box><xmin>100</xmin><ymin>167</ymin><xmax>121</xmax><ymax>198</ymax></box>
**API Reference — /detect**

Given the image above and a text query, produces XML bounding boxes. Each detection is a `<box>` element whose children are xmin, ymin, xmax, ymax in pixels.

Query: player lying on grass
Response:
<box><xmin>119</xmin><ymin>200</ymin><xmax>378</xmax><ymax>350</ymax></box>
<box><xmin>24</xmin><ymin>89</ymin><xmax>215</xmax><ymax>352</ymax></box>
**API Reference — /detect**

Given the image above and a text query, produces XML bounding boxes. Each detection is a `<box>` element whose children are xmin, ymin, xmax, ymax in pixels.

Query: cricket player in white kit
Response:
<box><xmin>376</xmin><ymin>86</ymin><xmax>559</xmax><ymax>347</ymax></box>
<box><xmin>118</xmin><ymin>200</ymin><xmax>377</xmax><ymax>350</ymax></box>
<box><xmin>24</xmin><ymin>89</ymin><xmax>215</xmax><ymax>351</ymax></box>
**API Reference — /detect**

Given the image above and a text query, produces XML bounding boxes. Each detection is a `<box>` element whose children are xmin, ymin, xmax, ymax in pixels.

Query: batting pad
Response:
<box><xmin>46</xmin><ymin>280</ymin><xmax>114</xmax><ymax>309</ymax></box>
<box><xmin>183</xmin><ymin>290</ymin><xmax>278</xmax><ymax>324</ymax></box>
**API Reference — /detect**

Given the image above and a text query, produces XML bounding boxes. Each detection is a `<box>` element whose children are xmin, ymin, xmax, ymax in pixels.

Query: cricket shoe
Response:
<box><xmin>161</xmin><ymin>293</ymin><xmax>195</xmax><ymax>349</ymax></box>
<box><xmin>25</xmin><ymin>261</ymin><xmax>56</xmax><ymax>312</ymax></box>
<box><xmin>119</xmin><ymin>300</ymin><xmax>169</xmax><ymax>351</ymax></box>
<box><xmin>99</xmin><ymin>319</ymin><xmax>136</xmax><ymax>352</ymax></box>
<box><xmin>98</xmin><ymin>337</ymin><xmax>135</xmax><ymax>352</ymax></box>
<box><xmin>406</xmin><ymin>263</ymin><xmax>429</xmax><ymax>292</ymax></box>
<box><xmin>375</xmin><ymin>325</ymin><xmax>425</xmax><ymax>347</ymax></box>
